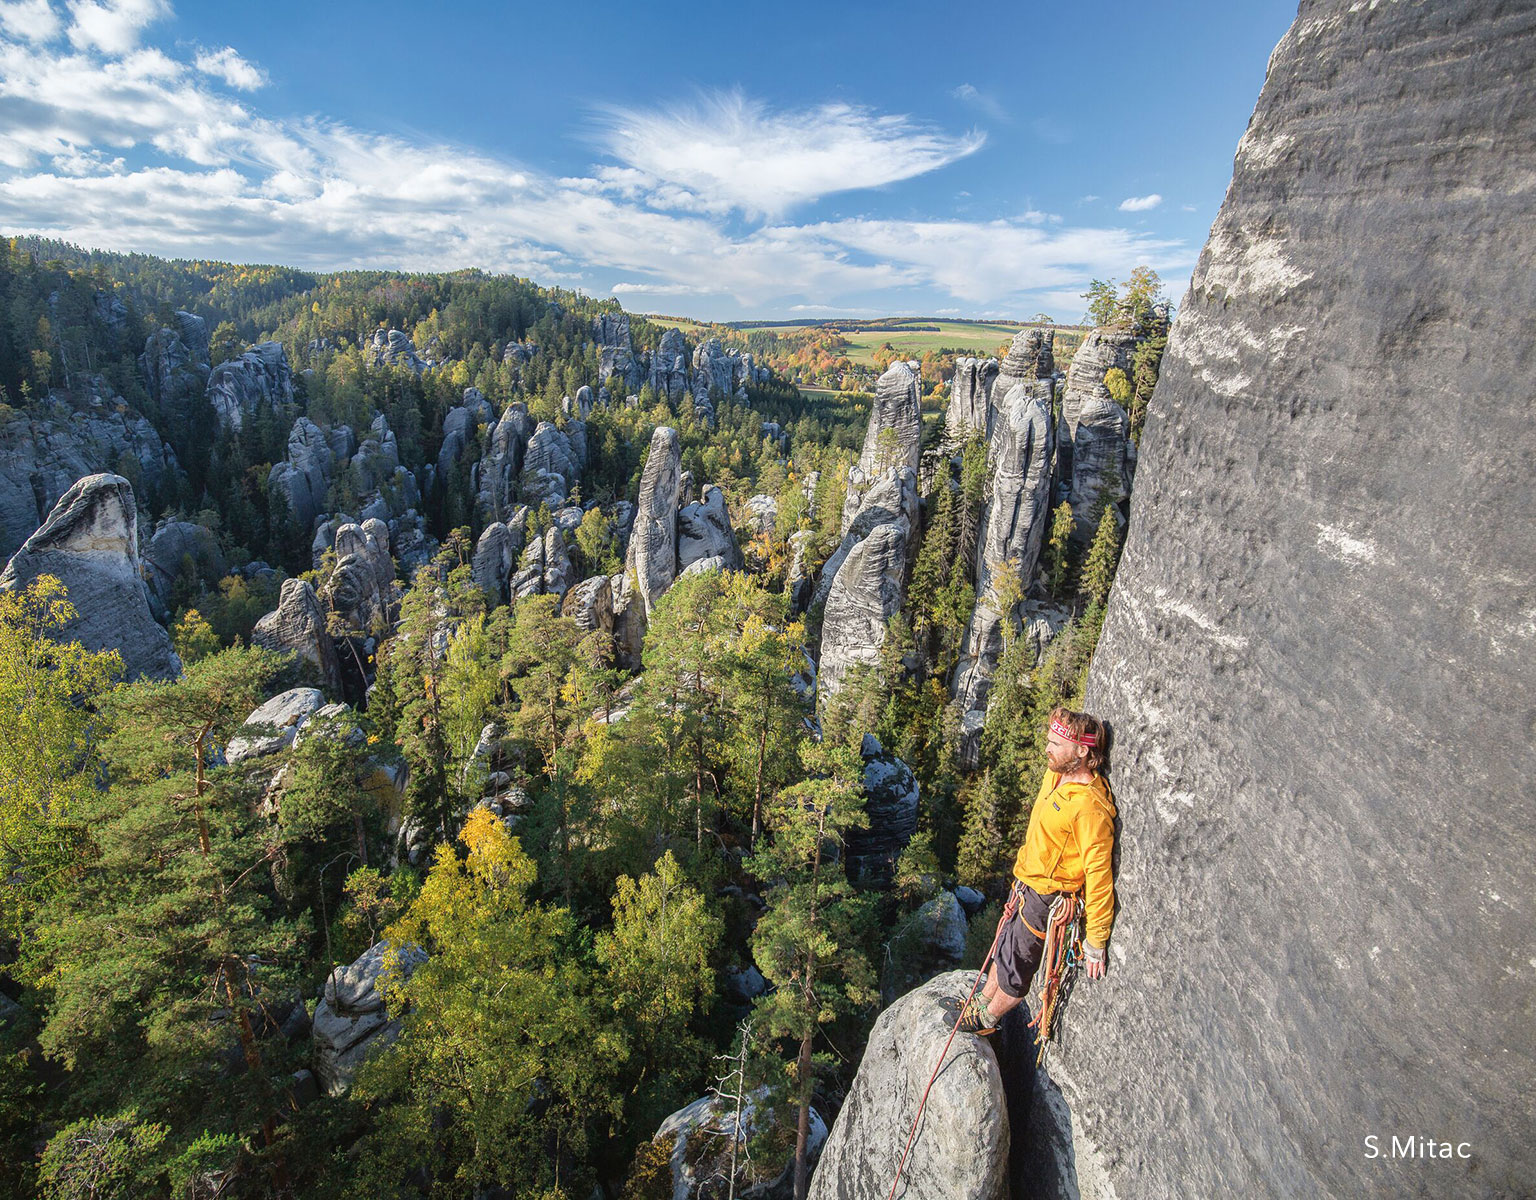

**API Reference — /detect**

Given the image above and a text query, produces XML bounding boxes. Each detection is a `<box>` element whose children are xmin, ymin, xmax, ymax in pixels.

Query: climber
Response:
<box><xmin>959</xmin><ymin>706</ymin><xmax>1117</xmax><ymax>1035</ymax></box>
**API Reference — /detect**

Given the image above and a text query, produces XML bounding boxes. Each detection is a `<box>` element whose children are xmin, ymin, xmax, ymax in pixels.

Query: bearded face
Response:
<box><xmin>1045</xmin><ymin>734</ymin><xmax>1086</xmax><ymax>775</ymax></box>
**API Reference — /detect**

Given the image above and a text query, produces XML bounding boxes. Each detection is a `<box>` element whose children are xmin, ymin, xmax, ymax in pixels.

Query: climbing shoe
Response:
<box><xmin>957</xmin><ymin>995</ymin><xmax>998</xmax><ymax>1036</ymax></box>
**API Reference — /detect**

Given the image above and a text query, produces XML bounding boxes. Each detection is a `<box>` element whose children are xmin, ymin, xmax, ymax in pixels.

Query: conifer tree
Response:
<box><xmin>748</xmin><ymin>743</ymin><xmax>875</xmax><ymax>1200</ymax></box>
<box><xmin>0</xmin><ymin>576</ymin><xmax>120</xmax><ymax>938</ymax></box>
<box><xmin>23</xmin><ymin>646</ymin><xmax>304</xmax><ymax>1190</ymax></box>
<box><xmin>1080</xmin><ymin>505</ymin><xmax>1123</xmax><ymax>610</ymax></box>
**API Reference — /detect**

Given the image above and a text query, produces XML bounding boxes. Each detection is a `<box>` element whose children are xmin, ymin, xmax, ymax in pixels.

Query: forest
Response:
<box><xmin>0</xmin><ymin>235</ymin><xmax>1161</xmax><ymax>1199</ymax></box>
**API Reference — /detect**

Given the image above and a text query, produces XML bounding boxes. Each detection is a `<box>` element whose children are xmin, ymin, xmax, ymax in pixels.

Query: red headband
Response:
<box><xmin>1049</xmin><ymin>717</ymin><xmax>1097</xmax><ymax>747</ymax></box>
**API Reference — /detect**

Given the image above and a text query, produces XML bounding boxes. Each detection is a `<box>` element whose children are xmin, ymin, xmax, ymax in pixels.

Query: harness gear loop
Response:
<box><xmin>1027</xmin><ymin>891</ymin><xmax>1084</xmax><ymax>1064</ymax></box>
<box><xmin>884</xmin><ymin>885</ymin><xmax>1018</xmax><ymax>1200</ymax></box>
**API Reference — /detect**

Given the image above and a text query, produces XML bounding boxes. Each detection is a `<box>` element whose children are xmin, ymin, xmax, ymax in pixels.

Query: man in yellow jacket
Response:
<box><xmin>959</xmin><ymin>706</ymin><xmax>1117</xmax><ymax>1035</ymax></box>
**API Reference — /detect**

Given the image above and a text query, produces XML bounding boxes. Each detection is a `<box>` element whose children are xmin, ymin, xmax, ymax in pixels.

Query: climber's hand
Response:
<box><xmin>1084</xmin><ymin>943</ymin><xmax>1107</xmax><ymax>980</ymax></box>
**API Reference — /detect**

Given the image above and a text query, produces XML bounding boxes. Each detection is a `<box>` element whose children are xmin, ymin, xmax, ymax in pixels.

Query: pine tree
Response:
<box><xmin>748</xmin><ymin>743</ymin><xmax>876</xmax><ymax>1200</ymax></box>
<box><xmin>0</xmin><ymin>576</ymin><xmax>121</xmax><ymax>938</ymax></box>
<box><xmin>1080</xmin><ymin>505</ymin><xmax>1123</xmax><ymax>609</ymax></box>
<box><xmin>23</xmin><ymin>646</ymin><xmax>304</xmax><ymax>1191</ymax></box>
<box><xmin>1042</xmin><ymin>502</ymin><xmax>1076</xmax><ymax>599</ymax></box>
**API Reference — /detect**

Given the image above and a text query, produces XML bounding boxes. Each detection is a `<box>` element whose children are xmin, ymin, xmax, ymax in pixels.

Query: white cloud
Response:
<box><xmin>1119</xmin><ymin>193</ymin><xmax>1163</xmax><ymax>212</ymax></box>
<box><xmin>194</xmin><ymin>45</ymin><xmax>265</xmax><ymax>90</ymax></box>
<box><xmin>0</xmin><ymin>0</ymin><xmax>62</xmax><ymax>41</ymax></box>
<box><xmin>591</xmin><ymin>90</ymin><xmax>985</xmax><ymax>218</ymax></box>
<box><xmin>66</xmin><ymin>0</ymin><xmax>168</xmax><ymax>55</ymax></box>
<box><xmin>1181</xmin><ymin>203</ymin><xmax>1197</xmax><ymax>212</ymax></box>
<box><xmin>1081</xmin><ymin>194</ymin><xmax>1099</xmax><ymax>203</ymax></box>
<box><xmin>951</xmin><ymin>83</ymin><xmax>1006</xmax><ymax>121</ymax></box>
<box><xmin>0</xmin><ymin>22</ymin><xmax>1191</xmax><ymax>317</ymax></box>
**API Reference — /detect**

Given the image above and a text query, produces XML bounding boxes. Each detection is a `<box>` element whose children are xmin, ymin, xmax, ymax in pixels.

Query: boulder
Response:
<box><xmin>225</xmin><ymin>687</ymin><xmax>326</xmax><ymax>764</ymax></box>
<box><xmin>883</xmin><ymin>891</ymin><xmax>968</xmax><ymax>1003</ymax></box>
<box><xmin>744</xmin><ymin>493</ymin><xmax>778</xmax><ymax>536</ymax></box>
<box><xmin>655</xmin><ymin>1088</ymin><xmax>825</xmax><ymax>1200</ymax></box>
<box><xmin>840</xmin><ymin>360</ymin><xmax>923</xmax><ymax>535</ymax></box>
<box><xmin>561</xmin><ymin>573</ymin><xmax>613</xmax><ymax>635</ymax></box>
<box><xmin>0</xmin><ymin>473</ymin><xmax>179</xmax><ymax>680</ymax></box>
<box><xmin>844</xmin><ymin>733</ymin><xmax>920</xmax><ymax>886</ymax></box>
<box><xmin>623</xmin><ymin>426</ymin><xmax>682</xmax><ymax>648</ymax></box>
<box><xmin>311</xmin><ymin>940</ymin><xmax>427</xmax><ymax>1097</ymax></box>
<box><xmin>678</xmin><ymin>485</ymin><xmax>742</xmax><ymax>571</ymax></box>
<box><xmin>252</xmin><ymin>578</ymin><xmax>341</xmax><ymax>695</ymax></box>
<box><xmin>1051</xmin><ymin>5</ymin><xmax>1536</xmax><ymax>1197</ymax></box>
<box><xmin>207</xmin><ymin>342</ymin><xmax>293</xmax><ymax>432</ymax></box>
<box><xmin>680</xmin><ymin>554</ymin><xmax>728</xmax><ymax>576</ymax></box>
<box><xmin>807</xmin><ymin>970</ymin><xmax>1007</xmax><ymax>1200</ymax></box>
<box><xmin>366</xmin><ymin>328</ymin><xmax>427</xmax><ymax>372</ymax></box>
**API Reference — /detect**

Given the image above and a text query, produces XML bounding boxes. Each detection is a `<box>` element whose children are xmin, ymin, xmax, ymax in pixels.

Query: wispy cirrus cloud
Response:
<box><xmin>0</xmin><ymin>4</ymin><xmax>1191</xmax><ymax>317</ymax></box>
<box><xmin>951</xmin><ymin>83</ymin><xmax>1007</xmax><ymax>122</ymax></box>
<box><xmin>590</xmin><ymin>89</ymin><xmax>986</xmax><ymax>219</ymax></box>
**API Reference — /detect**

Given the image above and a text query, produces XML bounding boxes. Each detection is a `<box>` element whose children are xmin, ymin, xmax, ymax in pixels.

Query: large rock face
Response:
<box><xmin>252</xmin><ymin>578</ymin><xmax>341</xmax><ymax>695</ymax></box>
<box><xmin>951</xmin><ymin>384</ymin><xmax>1056</xmax><ymax>754</ymax></box>
<box><xmin>267</xmin><ymin>417</ymin><xmax>333</xmax><ymax>532</ymax></box>
<box><xmin>593</xmin><ymin>311</ymin><xmax>641</xmax><ymax>391</ymax></box>
<box><xmin>520</xmin><ymin>421</ymin><xmax>579</xmax><ymax>510</ymax></box>
<box><xmin>1053</xmin><ymin>6</ymin><xmax>1536</xmax><ymax>1198</ymax></box>
<box><xmin>0</xmin><ymin>473</ymin><xmax>179</xmax><ymax>680</ymax></box>
<box><xmin>648</xmin><ymin>327</ymin><xmax>690</xmax><ymax>399</ymax></box>
<box><xmin>807</xmin><ymin>970</ymin><xmax>1007</xmax><ymax>1200</ymax></box>
<box><xmin>0</xmin><ymin>390</ymin><xmax>180</xmax><ymax>560</ymax></box>
<box><xmin>207</xmin><ymin>341</ymin><xmax>293</xmax><ymax>432</ymax></box>
<box><xmin>476</xmin><ymin>402</ymin><xmax>535</xmax><ymax>522</ymax></box>
<box><xmin>817</xmin><ymin>521</ymin><xmax>909</xmax><ymax>702</ymax></box>
<box><xmin>1058</xmin><ymin>328</ymin><xmax>1136</xmax><ymax>540</ymax></box>
<box><xmin>623</xmin><ymin>426</ymin><xmax>682</xmax><ymax>648</ymax></box>
<box><xmin>946</xmin><ymin>356</ymin><xmax>998</xmax><ymax>444</ymax></box>
<box><xmin>841</xmin><ymin>360</ymin><xmax>923</xmax><ymax>534</ymax></box>
<box><xmin>677</xmin><ymin>484</ymin><xmax>741</xmax><ymax>571</ymax></box>
<box><xmin>138</xmin><ymin>310</ymin><xmax>210</xmax><ymax>412</ymax></box>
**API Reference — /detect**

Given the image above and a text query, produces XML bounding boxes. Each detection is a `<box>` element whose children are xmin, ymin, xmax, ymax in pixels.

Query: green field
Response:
<box><xmin>645</xmin><ymin>314</ymin><xmax>1086</xmax><ymax>369</ymax></box>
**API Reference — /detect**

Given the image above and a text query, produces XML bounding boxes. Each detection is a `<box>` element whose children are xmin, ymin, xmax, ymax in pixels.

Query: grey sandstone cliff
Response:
<box><xmin>951</xmin><ymin>383</ymin><xmax>1056</xmax><ymax>758</ymax></box>
<box><xmin>1058</xmin><ymin>328</ymin><xmax>1135</xmax><ymax>540</ymax></box>
<box><xmin>621</xmin><ymin>426</ymin><xmax>683</xmax><ymax>655</ymax></box>
<box><xmin>840</xmin><ymin>360</ymin><xmax>922</xmax><ymax>534</ymax></box>
<box><xmin>946</xmin><ymin>356</ymin><xmax>998</xmax><ymax>444</ymax></box>
<box><xmin>208</xmin><ymin>341</ymin><xmax>293</xmax><ymax>432</ymax></box>
<box><xmin>0</xmin><ymin>473</ymin><xmax>179</xmax><ymax>680</ymax></box>
<box><xmin>1046</xmin><ymin>5</ymin><xmax>1536</xmax><ymax>1198</ymax></box>
<box><xmin>253</xmin><ymin>578</ymin><xmax>341</xmax><ymax>695</ymax></box>
<box><xmin>0</xmin><ymin>390</ymin><xmax>180</xmax><ymax>560</ymax></box>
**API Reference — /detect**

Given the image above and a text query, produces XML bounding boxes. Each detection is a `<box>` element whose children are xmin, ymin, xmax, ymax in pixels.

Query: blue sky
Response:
<box><xmin>0</xmin><ymin>0</ymin><xmax>1298</xmax><ymax>322</ymax></box>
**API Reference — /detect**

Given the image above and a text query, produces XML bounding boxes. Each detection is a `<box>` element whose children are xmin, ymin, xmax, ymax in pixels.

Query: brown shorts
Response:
<box><xmin>994</xmin><ymin>884</ymin><xmax>1056</xmax><ymax>998</ymax></box>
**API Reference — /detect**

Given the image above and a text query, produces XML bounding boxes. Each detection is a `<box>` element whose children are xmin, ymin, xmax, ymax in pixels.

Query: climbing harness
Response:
<box><xmin>1028</xmin><ymin>891</ymin><xmax>1085</xmax><ymax>1064</ymax></box>
<box><xmin>884</xmin><ymin>883</ymin><xmax>1085</xmax><ymax>1198</ymax></box>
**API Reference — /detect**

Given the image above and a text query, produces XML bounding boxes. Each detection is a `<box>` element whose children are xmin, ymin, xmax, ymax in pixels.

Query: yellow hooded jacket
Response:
<box><xmin>1012</xmin><ymin>769</ymin><xmax>1117</xmax><ymax>949</ymax></box>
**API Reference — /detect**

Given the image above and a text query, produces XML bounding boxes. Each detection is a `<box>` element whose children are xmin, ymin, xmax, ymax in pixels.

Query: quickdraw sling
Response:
<box><xmin>1028</xmin><ymin>890</ymin><xmax>1084</xmax><ymax>1063</ymax></box>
